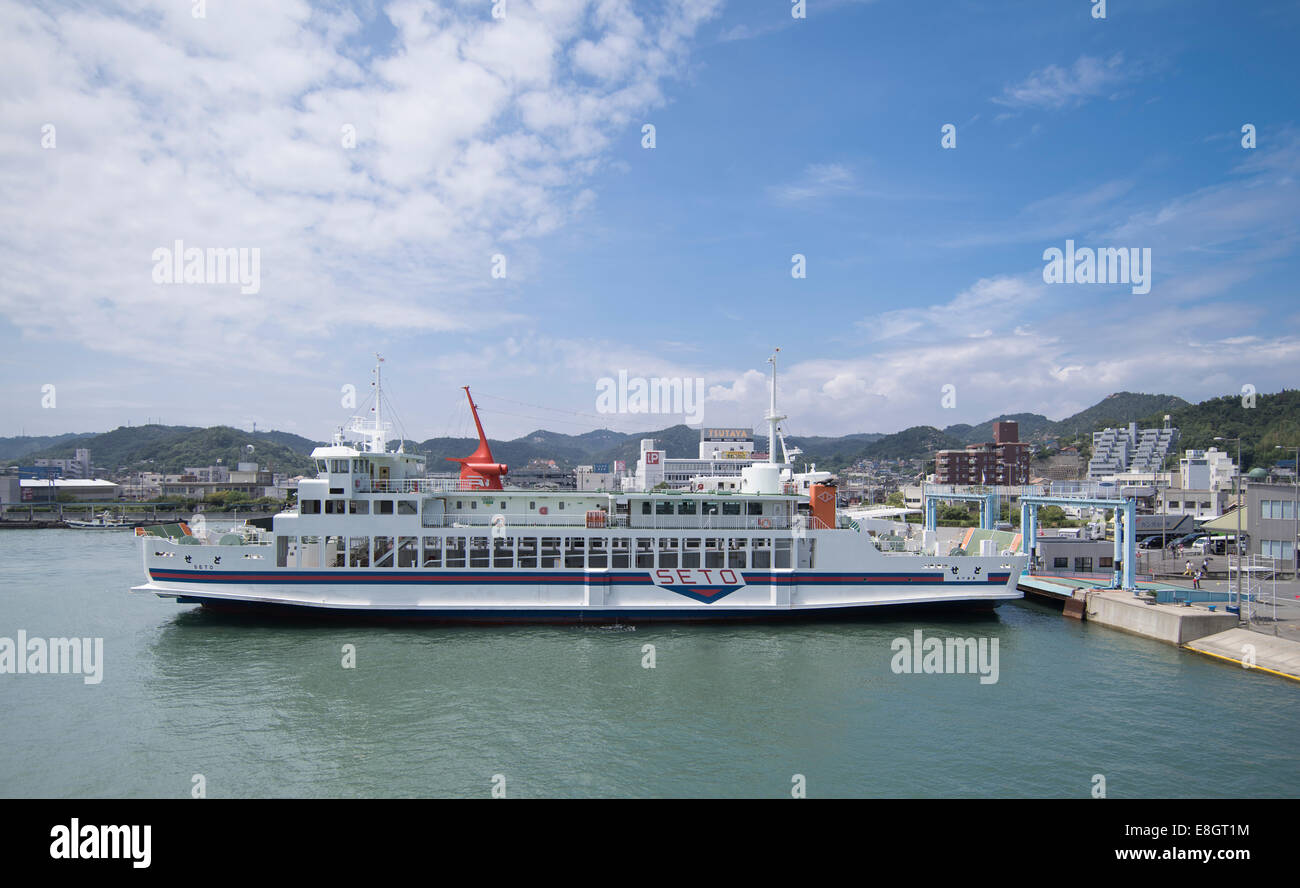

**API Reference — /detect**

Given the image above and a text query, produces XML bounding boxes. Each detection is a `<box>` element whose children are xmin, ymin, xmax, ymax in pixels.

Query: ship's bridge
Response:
<box><xmin>306</xmin><ymin>443</ymin><xmax>425</xmax><ymax>499</ymax></box>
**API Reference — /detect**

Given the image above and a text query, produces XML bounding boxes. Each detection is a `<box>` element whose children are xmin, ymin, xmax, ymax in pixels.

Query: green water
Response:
<box><xmin>1</xmin><ymin>530</ymin><xmax>1296</xmax><ymax>798</ymax></box>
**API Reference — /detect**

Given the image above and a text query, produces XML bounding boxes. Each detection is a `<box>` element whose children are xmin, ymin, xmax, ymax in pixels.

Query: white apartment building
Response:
<box><xmin>1179</xmin><ymin>447</ymin><xmax>1237</xmax><ymax>491</ymax></box>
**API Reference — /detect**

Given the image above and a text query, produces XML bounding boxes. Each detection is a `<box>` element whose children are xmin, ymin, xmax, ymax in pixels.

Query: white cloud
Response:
<box><xmin>993</xmin><ymin>53</ymin><xmax>1128</xmax><ymax>110</ymax></box>
<box><xmin>768</xmin><ymin>162</ymin><xmax>858</xmax><ymax>204</ymax></box>
<box><xmin>0</xmin><ymin>0</ymin><xmax>723</xmax><ymax>372</ymax></box>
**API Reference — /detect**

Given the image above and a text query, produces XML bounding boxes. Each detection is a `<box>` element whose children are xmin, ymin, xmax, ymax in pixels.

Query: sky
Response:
<box><xmin>1</xmin><ymin>0</ymin><xmax>1297</xmax><ymax>446</ymax></box>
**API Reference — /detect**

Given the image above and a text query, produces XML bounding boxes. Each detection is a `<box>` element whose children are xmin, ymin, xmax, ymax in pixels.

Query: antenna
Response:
<box><xmin>766</xmin><ymin>348</ymin><xmax>785</xmax><ymax>466</ymax></box>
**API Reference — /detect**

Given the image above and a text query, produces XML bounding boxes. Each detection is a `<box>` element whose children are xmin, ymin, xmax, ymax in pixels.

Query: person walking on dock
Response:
<box><xmin>1192</xmin><ymin>569</ymin><xmax>1202</xmax><ymax>590</ymax></box>
<box><xmin>1183</xmin><ymin>560</ymin><xmax>1193</xmax><ymax>577</ymax></box>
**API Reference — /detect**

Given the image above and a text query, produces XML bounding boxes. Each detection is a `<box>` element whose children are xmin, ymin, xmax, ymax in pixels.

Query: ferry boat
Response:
<box><xmin>133</xmin><ymin>355</ymin><xmax>1026</xmax><ymax>622</ymax></box>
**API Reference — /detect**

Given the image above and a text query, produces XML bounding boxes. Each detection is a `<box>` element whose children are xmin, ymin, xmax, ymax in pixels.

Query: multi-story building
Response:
<box><xmin>33</xmin><ymin>448</ymin><xmax>92</xmax><ymax>479</ymax></box>
<box><xmin>934</xmin><ymin>421</ymin><xmax>1031</xmax><ymax>485</ymax></box>
<box><xmin>1179</xmin><ymin>447</ymin><xmax>1237</xmax><ymax>490</ymax></box>
<box><xmin>1087</xmin><ymin>421</ymin><xmax>1180</xmax><ymax>479</ymax></box>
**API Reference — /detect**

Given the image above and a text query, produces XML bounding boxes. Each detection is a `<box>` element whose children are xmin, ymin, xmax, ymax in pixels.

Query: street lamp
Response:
<box><xmin>1215</xmin><ymin>436</ymin><xmax>1245</xmax><ymax>624</ymax></box>
<box><xmin>1277</xmin><ymin>445</ymin><xmax>1299</xmax><ymax>579</ymax></box>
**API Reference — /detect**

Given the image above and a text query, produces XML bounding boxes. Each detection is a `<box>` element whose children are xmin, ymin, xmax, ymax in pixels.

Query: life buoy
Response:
<box><xmin>758</xmin><ymin>518</ymin><xmax>772</xmax><ymax>529</ymax></box>
<box><xmin>354</xmin><ymin>478</ymin><xmax>361</xmax><ymax>490</ymax></box>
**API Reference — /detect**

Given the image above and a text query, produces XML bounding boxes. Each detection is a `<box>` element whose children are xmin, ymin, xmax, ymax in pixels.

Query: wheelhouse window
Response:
<box><xmin>300</xmin><ymin>500</ymin><xmax>321</xmax><ymax>514</ymax></box>
<box><xmin>325</xmin><ymin>500</ymin><xmax>346</xmax><ymax>514</ymax></box>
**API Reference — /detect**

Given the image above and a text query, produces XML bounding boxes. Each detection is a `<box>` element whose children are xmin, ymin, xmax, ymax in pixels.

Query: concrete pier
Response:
<box><xmin>1083</xmin><ymin>589</ymin><xmax>1237</xmax><ymax>645</ymax></box>
<box><xmin>1184</xmin><ymin>628</ymin><xmax>1300</xmax><ymax>681</ymax></box>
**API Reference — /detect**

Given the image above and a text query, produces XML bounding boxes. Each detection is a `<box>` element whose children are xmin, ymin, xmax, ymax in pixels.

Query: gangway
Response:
<box><xmin>1019</xmin><ymin>495</ymin><xmax>1138</xmax><ymax>591</ymax></box>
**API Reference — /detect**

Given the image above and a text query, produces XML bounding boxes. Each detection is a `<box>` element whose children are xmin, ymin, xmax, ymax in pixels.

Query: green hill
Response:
<box><xmin>1137</xmin><ymin>389</ymin><xmax>1300</xmax><ymax>472</ymax></box>
<box><xmin>1052</xmin><ymin>392</ymin><xmax>1190</xmax><ymax>439</ymax></box>
<box><xmin>0</xmin><ymin>432</ymin><xmax>97</xmax><ymax>462</ymax></box>
<box><xmin>26</xmin><ymin>425</ymin><xmax>318</xmax><ymax>476</ymax></box>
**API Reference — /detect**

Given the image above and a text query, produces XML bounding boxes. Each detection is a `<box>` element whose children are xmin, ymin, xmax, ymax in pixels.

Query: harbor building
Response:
<box><xmin>934</xmin><ymin>421</ymin><xmax>1031</xmax><ymax>485</ymax></box>
<box><xmin>1087</xmin><ymin>420</ymin><xmax>1179</xmax><ymax>479</ymax></box>
<box><xmin>1198</xmin><ymin>474</ymin><xmax>1299</xmax><ymax>573</ymax></box>
<box><xmin>32</xmin><ymin>448</ymin><xmax>92</xmax><ymax>479</ymax></box>
<box><xmin>628</xmin><ymin>427</ymin><xmax>768</xmax><ymax>490</ymax></box>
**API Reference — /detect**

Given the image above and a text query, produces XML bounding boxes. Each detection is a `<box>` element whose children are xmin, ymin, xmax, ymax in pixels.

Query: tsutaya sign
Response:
<box><xmin>1041</xmin><ymin>239</ymin><xmax>1152</xmax><ymax>295</ymax></box>
<box><xmin>652</xmin><ymin>568</ymin><xmax>747</xmax><ymax>603</ymax></box>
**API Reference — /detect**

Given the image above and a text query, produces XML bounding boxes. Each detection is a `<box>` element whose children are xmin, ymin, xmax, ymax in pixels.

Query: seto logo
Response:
<box><xmin>652</xmin><ymin>568</ymin><xmax>746</xmax><ymax>604</ymax></box>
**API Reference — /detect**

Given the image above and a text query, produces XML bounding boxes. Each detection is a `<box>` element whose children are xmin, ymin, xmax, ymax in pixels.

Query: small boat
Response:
<box><xmin>66</xmin><ymin>511</ymin><xmax>134</xmax><ymax>530</ymax></box>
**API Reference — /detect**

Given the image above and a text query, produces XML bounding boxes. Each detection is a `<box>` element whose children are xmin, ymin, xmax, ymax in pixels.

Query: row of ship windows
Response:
<box><xmin>275</xmin><ymin>535</ymin><xmax>798</xmax><ymax>569</ymax></box>
<box><xmin>298</xmin><ymin>499</ymin><xmax>772</xmax><ymax>516</ymax></box>
<box><xmin>300</xmin><ymin>500</ymin><xmax>418</xmax><ymax>515</ymax></box>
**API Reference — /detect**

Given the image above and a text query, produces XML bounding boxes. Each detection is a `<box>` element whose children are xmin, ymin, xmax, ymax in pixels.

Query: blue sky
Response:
<box><xmin>1</xmin><ymin>0</ymin><xmax>1297</xmax><ymax>445</ymax></box>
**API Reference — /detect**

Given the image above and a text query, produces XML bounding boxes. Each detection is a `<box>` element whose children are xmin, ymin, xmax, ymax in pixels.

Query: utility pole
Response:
<box><xmin>1215</xmin><ymin>436</ymin><xmax>1245</xmax><ymax>624</ymax></box>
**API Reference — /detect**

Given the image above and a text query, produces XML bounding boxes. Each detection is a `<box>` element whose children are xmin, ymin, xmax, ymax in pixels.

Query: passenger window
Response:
<box><xmin>349</xmin><ymin>537</ymin><xmax>370</xmax><ymax>567</ymax></box>
<box><xmin>422</xmin><ymin>537</ymin><xmax>441</xmax><ymax>567</ymax></box>
<box><xmin>398</xmin><ymin>537</ymin><xmax>418</xmax><ymax>567</ymax></box>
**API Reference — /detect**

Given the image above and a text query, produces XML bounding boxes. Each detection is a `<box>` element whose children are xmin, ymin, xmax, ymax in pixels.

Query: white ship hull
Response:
<box><xmin>133</xmin><ymin>535</ymin><xmax>1024</xmax><ymax>623</ymax></box>
<box><xmin>132</xmin><ymin>360</ymin><xmax>1026</xmax><ymax>624</ymax></box>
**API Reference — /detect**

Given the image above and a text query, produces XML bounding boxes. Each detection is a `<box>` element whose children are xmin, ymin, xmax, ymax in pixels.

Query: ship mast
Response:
<box><xmin>766</xmin><ymin>348</ymin><xmax>784</xmax><ymax>466</ymax></box>
<box><xmin>348</xmin><ymin>353</ymin><xmax>391</xmax><ymax>454</ymax></box>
